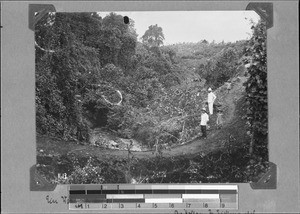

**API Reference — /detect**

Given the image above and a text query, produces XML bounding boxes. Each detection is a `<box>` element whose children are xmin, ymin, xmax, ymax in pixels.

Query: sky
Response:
<box><xmin>98</xmin><ymin>11</ymin><xmax>260</xmax><ymax>45</ymax></box>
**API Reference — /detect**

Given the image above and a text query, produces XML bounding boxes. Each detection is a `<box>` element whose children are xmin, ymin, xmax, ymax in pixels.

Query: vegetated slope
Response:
<box><xmin>35</xmin><ymin>13</ymin><xmax>270</xmax><ymax>184</ymax></box>
<box><xmin>37</xmin><ymin>71</ymin><xmax>248</xmax><ymax>159</ymax></box>
<box><xmin>36</xmin><ymin>46</ymin><xmax>251</xmax><ymax>184</ymax></box>
<box><xmin>37</xmin><ymin>71</ymin><xmax>264</xmax><ymax>184</ymax></box>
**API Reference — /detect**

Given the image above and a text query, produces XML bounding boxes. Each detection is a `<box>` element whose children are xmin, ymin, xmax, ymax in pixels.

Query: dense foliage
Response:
<box><xmin>36</xmin><ymin>12</ymin><xmax>269</xmax><ymax>184</ymax></box>
<box><xmin>35</xmin><ymin>13</ymin><xmax>137</xmax><ymax>140</ymax></box>
<box><xmin>197</xmin><ymin>47</ymin><xmax>239</xmax><ymax>88</ymax></box>
<box><xmin>242</xmin><ymin>20</ymin><xmax>268</xmax><ymax>159</ymax></box>
<box><xmin>36</xmin><ymin>12</ymin><xmax>249</xmax><ymax>145</ymax></box>
<box><xmin>38</xmin><ymin>140</ymin><xmax>268</xmax><ymax>184</ymax></box>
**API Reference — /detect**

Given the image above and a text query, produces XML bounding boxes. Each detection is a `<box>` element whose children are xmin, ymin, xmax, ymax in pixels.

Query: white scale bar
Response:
<box><xmin>177</xmin><ymin>185</ymin><xmax>238</xmax><ymax>190</ymax></box>
<box><xmin>106</xmin><ymin>194</ymin><xmax>144</xmax><ymax>199</ymax></box>
<box><xmin>182</xmin><ymin>194</ymin><xmax>220</xmax><ymax>199</ymax></box>
<box><xmin>150</xmin><ymin>185</ymin><xmax>166</xmax><ymax>189</ymax></box>
<box><xmin>145</xmin><ymin>198</ymin><xmax>183</xmax><ymax>203</ymax></box>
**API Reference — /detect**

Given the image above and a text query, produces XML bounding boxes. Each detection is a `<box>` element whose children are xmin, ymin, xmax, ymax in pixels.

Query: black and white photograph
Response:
<box><xmin>35</xmin><ymin>11</ymin><xmax>269</xmax><ymax>184</ymax></box>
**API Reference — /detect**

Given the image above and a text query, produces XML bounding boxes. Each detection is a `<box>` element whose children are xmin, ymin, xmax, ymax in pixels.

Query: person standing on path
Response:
<box><xmin>200</xmin><ymin>107</ymin><xmax>209</xmax><ymax>139</ymax></box>
<box><xmin>207</xmin><ymin>88</ymin><xmax>216</xmax><ymax>115</ymax></box>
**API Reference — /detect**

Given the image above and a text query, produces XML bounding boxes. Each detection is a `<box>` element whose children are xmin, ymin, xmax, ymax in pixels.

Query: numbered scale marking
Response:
<box><xmin>69</xmin><ymin>184</ymin><xmax>238</xmax><ymax>210</ymax></box>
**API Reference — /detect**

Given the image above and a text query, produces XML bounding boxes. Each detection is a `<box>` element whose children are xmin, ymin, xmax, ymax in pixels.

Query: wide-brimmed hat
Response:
<box><xmin>208</xmin><ymin>88</ymin><xmax>212</xmax><ymax>91</ymax></box>
<box><xmin>201</xmin><ymin>108</ymin><xmax>206</xmax><ymax>111</ymax></box>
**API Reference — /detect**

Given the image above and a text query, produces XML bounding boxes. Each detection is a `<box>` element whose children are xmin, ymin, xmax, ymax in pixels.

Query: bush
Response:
<box><xmin>65</xmin><ymin>158</ymin><xmax>105</xmax><ymax>184</ymax></box>
<box><xmin>133</xmin><ymin>127</ymin><xmax>156</xmax><ymax>148</ymax></box>
<box><xmin>198</xmin><ymin>47</ymin><xmax>239</xmax><ymax>88</ymax></box>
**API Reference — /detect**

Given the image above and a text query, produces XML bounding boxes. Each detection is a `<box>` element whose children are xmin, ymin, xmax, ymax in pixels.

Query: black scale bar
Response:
<box><xmin>87</xmin><ymin>190</ymin><xmax>102</xmax><ymax>194</ymax></box>
<box><xmin>119</xmin><ymin>190</ymin><xmax>136</xmax><ymax>194</ymax></box>
<box><xmin>134</xmin><ymin>190</ymin><xmax>152</xmax><ymax>194</ymax></box>
<box><xmin>107</xmin><ymin>199</ymin><xmax>146</xmax><ymax>203</ymax></box>
<box><xmin>77</xmin><ymin>189</ymin><xmax>237</xmax><ymax>194</ymax></box>
<box><xmin>70</xmin><ymin>195</ymin><xmax>146</xmax><ymax>203</ymax></box>
<box><xmin>70</xmin><ymin>190</ymin><xmax>86</xmax><ymax>194</ymax></box>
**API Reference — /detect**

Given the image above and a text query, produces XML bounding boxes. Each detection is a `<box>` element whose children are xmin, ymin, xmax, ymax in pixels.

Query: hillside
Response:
<box><xmin>36</xmin><ymin>72</ymin><xmax>269</xmax><ymax>184</ymax></box>
<box><xmin>35</xmin><ymin>13</ymin><xmax>268</xmax><ymax>184</ymax></box>
<box><xmin>37</xmin><ymin>71</ymin><xmax>247</xmax><ymax>155</ymax></box>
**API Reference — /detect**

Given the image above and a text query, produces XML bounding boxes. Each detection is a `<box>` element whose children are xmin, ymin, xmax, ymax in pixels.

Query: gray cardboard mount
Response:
<box><xmin>1</xmin><ymin>1</ymin><xmax>299</xmax><ymax>213</ymax></box>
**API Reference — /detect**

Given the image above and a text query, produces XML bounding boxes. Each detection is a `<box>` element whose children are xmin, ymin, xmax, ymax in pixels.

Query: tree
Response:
<box><xmin>242</xmin><ymin>20</ymin><xmax>268</xmax><ymax>159</ymax></box>
<box><xmin>35</xmin><ymin>13</ymin><xmax>104</xmax><ymax>140</ymax></box>
<box><xmin>200</xmin><ymin>39</ymin><xmax>209</xmax><ymax>45</ymax></box>
<box><xmin>98</xmin><ymin>13</ymin><xmax>137</xmax><ymax>68</ymax></box>
<box><xmin>197</xmin><ymin>47</ymin><xmax>238</xmax><ymax>88</ymax></box>
<box><xmin>35</xmin><ymin>12</ymin><xmax>138</xmax><ymax>141</ymax></box>
<box><xmin>213</xmin><ymin>47</ymin><xmax>238</xmax><ymax>86</ymax></box>
<box><xmin>141</xmin><ymin>24</ymin><xmax>165</xmax><ymax>47</ymax></box>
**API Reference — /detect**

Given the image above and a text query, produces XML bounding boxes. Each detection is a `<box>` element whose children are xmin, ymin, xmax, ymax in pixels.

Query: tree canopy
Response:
<box><xmin>141</xmin><ymin>24</ymin><xmax>165</xmax><ymax>47</ymax></box>
<box><xmin>35</xmin><ymin>12</ymin><xmax>137</xmax><ymax>140</ymax></box>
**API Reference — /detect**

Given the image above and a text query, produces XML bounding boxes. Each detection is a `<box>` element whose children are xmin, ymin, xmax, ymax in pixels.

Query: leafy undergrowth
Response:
<box><xmin>36</xmin><ymin>143</ymin><xmax>269</xmax><ymax>184</ymax></box>
<box><xmin>36</xmin><ymin>95</ymin><xmax>269</xmax><ymax>184</ymax></box>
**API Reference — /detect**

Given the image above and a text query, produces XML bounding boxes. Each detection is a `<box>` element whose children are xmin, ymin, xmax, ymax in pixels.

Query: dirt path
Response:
<box><xmin>56</xmin><ymin>76</ymin><xmax>247</xmax><ymax>161</ymax></box>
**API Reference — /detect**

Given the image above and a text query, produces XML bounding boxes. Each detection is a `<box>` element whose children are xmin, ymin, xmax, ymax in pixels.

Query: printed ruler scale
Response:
<box><xmin>69</xmin><ymin>184</ymin><xmax>238</xmax><ymax>210</ymax></box>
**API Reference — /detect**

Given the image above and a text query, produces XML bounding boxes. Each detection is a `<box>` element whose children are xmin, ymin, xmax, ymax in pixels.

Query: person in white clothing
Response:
<box><xmin>207</xmin><ymin>88</ymin><xmax>216</xmax><ymax>115</ymax></box>
<box><xmin>200</xmin><ymin>107</ymin><xmax>209</xmax><ymax>139</ymax></box>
